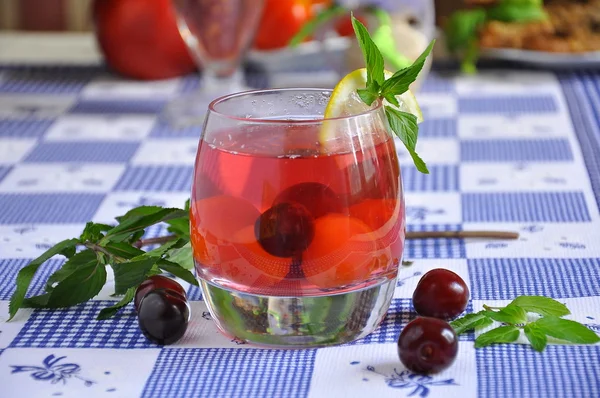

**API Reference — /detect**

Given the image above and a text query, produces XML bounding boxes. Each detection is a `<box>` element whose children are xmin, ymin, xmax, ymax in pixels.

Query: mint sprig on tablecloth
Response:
<box><xmin>451</xmin><ymin>295</ymin><xmax>600</xmax><ymax>351</ymax></box>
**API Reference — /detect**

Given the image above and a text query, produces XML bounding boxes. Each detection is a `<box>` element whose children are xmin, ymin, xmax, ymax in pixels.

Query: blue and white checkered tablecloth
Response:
<box><xmin>0</xmin><ymin>66</ymin><xmax>599</xmax><ymax>398</ymax></box>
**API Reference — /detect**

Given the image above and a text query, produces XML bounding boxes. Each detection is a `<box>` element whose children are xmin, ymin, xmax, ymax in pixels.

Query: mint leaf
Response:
<box><xmin>450</xmin><ymin>311</ymin><xmax>493</xmax><ymax>334</ymax></box>
<box><xmin>165</xmin><ymin>242</ymin><xmax>194</xmax><ymax>270</ymax></box>
<box><xmin>97</xmin><ymin>287</ymin><xmax>135</xmax><ymax>320</ymax></box>
<box><xmin>406</xmin><ymin>148</ymin><xmax>429</xmax><ymax>174</ymax></box>
<box><xmin>112</xmin><ymin>258</ymin><xmax>159</xmax><ymax>295</ymax></box>
<box><xmin>158</xmin><ymin>259</ymin><xmax>198</xmax><ymax>286</ymax></box>
<box><xmin>524</xmin><ymin>323</ymin><xmax>547</xmax><ymax>352</ymax></box>
<box><xmin>8</xmin><ymin>238</ymin><xmax>79</xmax><ymax>320</ymax></box>
<box><xmin>533</xmin><ymin>316</ymin><xmax>600</xmax><ymax>344</ymax></box>
<box><xmin>475</xmin><ymin>325</ymin><xmax>520</xmax><ymax>348</ymax></box>
<box><xmin>380</xmin><ymin>40</ymin><xmax>435</xmax><ymax>97</ymax></box>
<box><xmin>352</xmin><ymin>15</ymin><xmax>385</xmax><ymax>87</ymax></box>
<box><xmin>114</xmin><ymin>206</ymin><xmax>165</xmax><ymax>223</ymax></box>
<box><xmin>103</xmin><ymin>242</ymin><xmax>145</xmax><ymax>260</ymax></box>
<box><xmin>104</xmin><ymin>208</ymin><xmax>188</xmax><ymax>243</ymax></box>
<box><xmin>510</xmin><ymin>296</ymin><xmax>570</xmax><ymax>317</ymax></box>
<box><xmin>26</xmin><ymin>259</ymin><xmax>107</xmax><ymax>308</ymax></box>
<box><xmin>385</xmin><ymin>106</ymin><xmax>429</xmax><ymax>173</ymax></box>
<box><xmin>45</xmin><ymin>250</ymin><xmax>97</xmax><ymax>291</ymax></box>
<box><xmin>166</xmin><ymin>217</ymin><xmax>191</xmax><ymax>239</ymax></box>
<box><xmin>289</xmin><ymin>5</ymin><xmax>345</xmax><ymax>47</ymax></box>
<box><xmin>132</xmin><ymin>239</ymin><xmax>182</xmax><ymax>261</ymax></box>
<box><xmin>485</xmin><ymin>304</ymin><xmax>527</xmax><ymax>324</ymax></box>
<box><xmin>357</xmin><ymin>88</ymin><xmax>379</xmax><ymax>106</ymax></box>
<box><xmin>383</xmin><ymin>93</ymin><xmax>400</xmax><ymax>108</ymax></box>
<box><xmin>385</xmin><ymin>106</ymin><xmax>418</xmax><ymax>151</ymax></box>
<box><xmin>80</xmin><ymin>222</ymin><xmax>113</xmax><ymax>243</ymax></box>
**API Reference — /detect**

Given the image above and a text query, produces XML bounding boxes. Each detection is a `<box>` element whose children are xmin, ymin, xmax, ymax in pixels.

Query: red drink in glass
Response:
<box><xmin>190</xmin><ymin>89</ymin><xmax>406</xmax><ymax>347</ymax></box>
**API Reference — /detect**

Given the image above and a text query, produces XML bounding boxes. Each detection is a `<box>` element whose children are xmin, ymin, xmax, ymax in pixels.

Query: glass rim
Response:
<box><xmin>207</xmin><ymin>87</ymin><xmax>383</xmax><ymax>124</ymax></box>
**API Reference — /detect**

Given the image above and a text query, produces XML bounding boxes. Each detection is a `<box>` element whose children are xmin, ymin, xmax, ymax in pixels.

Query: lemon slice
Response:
<box><xmin>324</xmin><ymin>68</ymin><xmax>423</xmax><ymax>122</ymax></box>
<box><xmin>320</xmin><ymin>68</ymin><xmax>423</xmax><ymax>150</ymax></box>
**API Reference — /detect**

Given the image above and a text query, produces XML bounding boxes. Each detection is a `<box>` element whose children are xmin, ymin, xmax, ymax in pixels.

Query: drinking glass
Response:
<box><xmin>190</xmin><ymin>88</ymin><xmax>406</xmax><ymax>347</ymax></box>
<box><xmin>164</xmin><ymin>0</ymin><xmax>265</xmax><ymax>126</ymax></box>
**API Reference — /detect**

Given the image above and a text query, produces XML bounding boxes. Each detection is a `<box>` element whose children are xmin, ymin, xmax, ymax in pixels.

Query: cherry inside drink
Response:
<box><xmin>190</xmin><ymin>123</ymin><xmax>405</xmax><ymax>296</ymax></box>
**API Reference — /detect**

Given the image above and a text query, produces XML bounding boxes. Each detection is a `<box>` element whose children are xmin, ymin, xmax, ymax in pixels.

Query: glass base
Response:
<box><xmin>201</xmin><ymin>277</ymin><xmax>397</xmax><ymax>348</ymax></box>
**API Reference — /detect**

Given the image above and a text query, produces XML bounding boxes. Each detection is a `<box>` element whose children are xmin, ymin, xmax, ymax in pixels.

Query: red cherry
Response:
<box><xmin>412</xmin><ymin>269</ymin><xmax>469</xmax><ymax>320</ymax></box>
<box><xmin>134</xmin><ymin>275</ymin><xmax>187</xmax><ymax>312</ymax></box>
<box><xmin>398</xmin><ymin>317</ymin><xmax>458</xmax><ymax>374</ymax></box>
<box><xmin>273</xmin><ymin>182</ymin><xmax>344</xmax><ymax>219</ymax></box>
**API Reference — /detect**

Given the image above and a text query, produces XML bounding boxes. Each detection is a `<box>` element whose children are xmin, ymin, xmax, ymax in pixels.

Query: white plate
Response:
<box><xmin>482</xmin><ymin>47</ymin><xmax>600</xmax><ymax>68</ymax></box>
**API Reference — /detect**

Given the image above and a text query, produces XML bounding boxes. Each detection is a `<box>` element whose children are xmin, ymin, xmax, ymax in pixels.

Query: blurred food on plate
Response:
<box><xmin>480</xmin><ymin>0</ymin><xmax>600</xmax><ymax>52</ymax></box>
<box><xmin>446</xmin><ymin>0</ymin><xmax>600</xmax><ymax>72</ymax></box>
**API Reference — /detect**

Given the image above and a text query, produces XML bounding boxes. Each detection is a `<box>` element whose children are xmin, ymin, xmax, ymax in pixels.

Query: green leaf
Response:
<box><xmin>369</xmin><ymin>7</ymin><xmax>412</xmax><ymax>70</ymax></box>
<box><xmin>445</xmin><ymin>9</ymin><xmax>487</xmax><ymax>53</ymax></box>
<box><xmin>80</xmin><ymin>222</ymin><xmax>113</xmax><ymax>242</ymax></box>
<box><xmin>461</xmin><ymin>38</ymin><xmax>480</xmax><ymax>74</ymax></box>
<box><xmin>385</xmin><ymin>106</ymin><xmax>428</xmax><ymax>174</ymax></box>
<box><xmin>533</xmin><ymin>316</ymin><xmax>600</xmax><ymax>344</ymax></box>
<box><xmin>406</xmin><ymin>148</ymin><xmax>429</xmax><ymax>174</ymax></box>
<box><xmin>97</xmin><ymin>287</ymin><xmax>136</xmax><ymax>320</ymax></box>
<box><xmin>104</xmin><ymin>208</ymin><xmax>188</xmax><ymax>243</ymax></box>
<box><xmin>114</xmin><ymin>206</ymin><xmax>165</xmax><ymax>223</ymax></box>
<box><xmin>165</xmin><ymin>242</ymin><xmax>194</xmax><ymax>270</ymax></box>
<box><xmin>510</xmin><ymin>296</ymin><xmax>570</xmax><ymax>317</ymax></box>
<box><xmin>524</xmin><ymin>323</ymin><xmax>548</xmax><ymax>352</ymax></box>
<box><xmin>475</xmin><ymin>325</ymin><xmax>520</xmax><ymax>348</ymax></box>
<box><xmin>380</xmin><ymin>40</ymin><xmax>435</xmax><ymax>97</ymax></box>
<box><xmin>103</xmin><ymin>242</ymin><xmax>145</xmax><ymax>260</ymax></box>
<box><xmin>450</xmin><ymin>311</ymin><xmax>493</xmax><ymax>335</ymax></box>
<box><xmin>112</xmin><ymin>258</ymin><xmax>159</xmax><ymax>295</ymax></box>
<box><xmin>385</xmin><ymin>106</ymin><xmax>418</xmax><ymax>151</ymax></box>
<box><xmin>485</xmin><ymin>304</ymin><xmax>527</xmax><ymax>324</ymax></box>
<box><xmin>26</xmin><ymin>259</ymin><xmax>107</xmax><ymax>308</ymax></box>
<box><xmin>166</xmin><ymin>217</ymin><xmax>191</xmax><ymax>239</ymax></box>
<box><xmin>383</xmin><ymin>93</ymin><xmax>400</xmax><ymax>108</ymax></box>
<box><xmin>351</xmin><ymin>15</ymin><xmax>385</xmax><ymax>87</ymax></box>
<box><xmin>22</xmin><ymin>294</ymin><xmax>51</xmax><ymax>308</ymax></box>
<box><xmin>289</xmin><ymin>4</ymin><xmax>346</xmax><ymax>47</ymax></box>
<box><xmin>132</xmin><ymin>239</ymin><xmax>182</xmax><ymax>261</ymax></box>
<box><xmin>158</xmin><ymin>259</ymin><xmax>198</xmax><ymax>286</ymax></box>
<box><xmin>357</xmin><ymin>88</ymin><xmax>379</xmax><ymax>106</ymax></box>
<box><xmin>8</xmin><ymin>238</ymin><xmax>79</xmax><ymax>320</ymax></box>
<box><xmin>59</xmin><ymin>245</ymin><xmax>77</xmax><ymax>259</ymax></box>
<box><xmin>45</xmin><ymin>250</ymin><xmax>97</xmax><ymax>291</ymax></box>
<box><xmin>487</xmin><ymin>3</ymin><xmax>546</xmax><ymax>22</ymax></box>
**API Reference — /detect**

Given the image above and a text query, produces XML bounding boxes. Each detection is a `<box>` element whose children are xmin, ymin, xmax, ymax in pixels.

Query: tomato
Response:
<box><xmin>93</xmin><ymin>0</ymin><xmax>196</xmax><ymax>80</ymax></box>
<box><xmin>335</xmin><ymin>13</ymin><xmax>368</xmax><ymax>37</ymax></box>
<box><xmin>254</xmin><ymin>0</ymin><xmax>313</xmax><ymax>50</ymax></box>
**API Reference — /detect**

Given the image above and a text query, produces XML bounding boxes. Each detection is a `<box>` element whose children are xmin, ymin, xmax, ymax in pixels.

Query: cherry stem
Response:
<box><xmin>134</xmin><ymin>230</ymin><xmax>519</xmax><ymax>248</ymax></box>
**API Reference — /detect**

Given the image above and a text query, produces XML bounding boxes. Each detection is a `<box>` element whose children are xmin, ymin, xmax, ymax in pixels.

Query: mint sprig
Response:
<box><xmin>451</xmin><ymin>295</ymin><xmax>600</xmax><ymax>352</ymax></box>
<box><xmin>8</xmin><ymin>203</ymin><xmax>198</xmax><ymax>321</ymax></box>
<box><xmin>351</xmin><ymin>15</ymin><xmax>433</xmax><ymax>174</ymax></box>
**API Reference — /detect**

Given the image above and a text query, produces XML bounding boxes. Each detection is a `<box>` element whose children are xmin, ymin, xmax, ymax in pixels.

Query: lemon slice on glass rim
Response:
<box><xmin>320</xmin><ymin>68</ymin><xmax>423</xmax><ymax>145</ymax></box>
